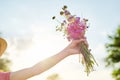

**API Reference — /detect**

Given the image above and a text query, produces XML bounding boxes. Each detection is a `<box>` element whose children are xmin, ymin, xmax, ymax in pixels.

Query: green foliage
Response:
<box><xmin>105</xmin><ymin>26</ymin><xmax>120</xmax><ymax>80</ymax></box>
<box><xmin>112</xmin><ymin>68</ymin><xmax>120</xmax><ymax>80</ymax></box>
<box><xmin>0</xmin><ymin>58</ymin><xmax>11</xmax><ymax>71</ymax></box>
<box><xmin>46</xmin><ymin>73</ymin><xmax>61</xmax><ymax>80</ymax></box>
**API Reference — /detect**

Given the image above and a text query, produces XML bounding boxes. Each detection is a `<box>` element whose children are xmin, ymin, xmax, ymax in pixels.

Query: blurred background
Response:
<box><xmin>0</xmin><ymin>0</ymin><xmax>120</xmax><ymax>80</ymax></box>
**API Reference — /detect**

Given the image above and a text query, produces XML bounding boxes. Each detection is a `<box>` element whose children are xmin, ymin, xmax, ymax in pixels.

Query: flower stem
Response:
<box><xmin>79</xmin><ymin>43</ymin><xmax>98</xmax><ymax>76</ymax></box>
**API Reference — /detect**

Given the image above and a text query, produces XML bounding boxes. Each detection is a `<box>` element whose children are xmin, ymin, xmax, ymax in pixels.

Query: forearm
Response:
<box><xmin>10</xmin><ymin>51</ymin><xmax>69</xmax><ymax>80</ymax></box>
<box><xmin>31</xmin><ymin>50</ymin><xmax>69</xmax><ymax>75</ymax></box>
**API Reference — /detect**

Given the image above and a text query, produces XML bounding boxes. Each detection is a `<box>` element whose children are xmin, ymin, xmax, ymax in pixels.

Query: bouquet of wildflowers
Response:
<box><xmin>52</xmin><ymin>5</ymin><xmax>98</xmax><ymax>76</ymax></box>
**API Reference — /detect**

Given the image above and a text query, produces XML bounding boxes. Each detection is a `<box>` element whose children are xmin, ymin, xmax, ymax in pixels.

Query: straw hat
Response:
<box><xmin>0</xmin><ymin>38</ymin><xmax>7</xmax><ymax>57</ymax></box>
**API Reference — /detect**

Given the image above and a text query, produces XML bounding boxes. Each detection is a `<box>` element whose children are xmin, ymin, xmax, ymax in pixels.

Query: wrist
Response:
<box><xmin>60</xmin><ymin>49</ymin><xmax>71</xmax><ymax>57</ymax></box>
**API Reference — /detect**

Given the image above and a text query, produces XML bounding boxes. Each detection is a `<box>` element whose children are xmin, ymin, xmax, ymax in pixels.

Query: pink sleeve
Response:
<box><xmin>0</xmin><ymin>72</ymin><xmax>10</xmax><ymax>80</ymax></box>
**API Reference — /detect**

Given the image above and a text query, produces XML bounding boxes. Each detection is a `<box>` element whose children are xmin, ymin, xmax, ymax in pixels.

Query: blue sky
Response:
<box><xmin>0</xmin><ymin>0</ymin><xmax>120</xmax><ymax>80</ymax></box>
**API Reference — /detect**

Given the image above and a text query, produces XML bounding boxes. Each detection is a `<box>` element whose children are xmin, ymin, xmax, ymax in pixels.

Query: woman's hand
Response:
<box><xmin>63</xmin><ymin>39</ymin><xmax>88</xmax><ymax>56</ymax></box>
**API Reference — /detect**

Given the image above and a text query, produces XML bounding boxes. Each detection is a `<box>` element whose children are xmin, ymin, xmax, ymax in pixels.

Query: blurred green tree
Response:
<box><xmin>105</xmin><ymin>26</ymin><xmax>120</xmax><ymax>80</ymax></box>
<box><xmin>0</xmin><ymin>58</ymin><xmax>11</xmax><ymax>71</ymax></box>
<box><xmin>46</xmin><ymin>73</ymin><xmax>61</xmax><ymax>80</ymax></box>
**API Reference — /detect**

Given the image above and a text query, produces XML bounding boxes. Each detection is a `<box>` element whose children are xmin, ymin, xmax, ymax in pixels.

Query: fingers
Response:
<box><xmin>73</xmin><ymin>39</ymin><xmax>86</xmax><ymax>44</ymax></box>
<box><xmin>72</xmin><ymin>39</ymin><xmax>89</xmax><ymax>48</ymax></box>
<box><xmin>83</xmin><ymin>40</ymin><xmax>89</xmax><ymax>48</ymax></box>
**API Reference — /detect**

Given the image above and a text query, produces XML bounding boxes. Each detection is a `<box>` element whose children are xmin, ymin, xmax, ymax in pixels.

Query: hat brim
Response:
<box><xmin>0</xmin><ymin>38</ymin><xmax>7</xmax><ymax>57</ymax></box>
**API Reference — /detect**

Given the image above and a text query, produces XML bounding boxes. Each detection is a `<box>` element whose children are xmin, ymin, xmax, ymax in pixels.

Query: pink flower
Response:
<box><xmin>66</xmin><ymin>16</ymin><xmax>86</xmax><ymax>40</ymax></box>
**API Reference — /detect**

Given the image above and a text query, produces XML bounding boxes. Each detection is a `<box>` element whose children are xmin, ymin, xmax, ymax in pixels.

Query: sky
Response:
<box><xmin>0</xmin><ymin>0</ymin><xmax>120</xmax><ymax>80</ymax></box>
